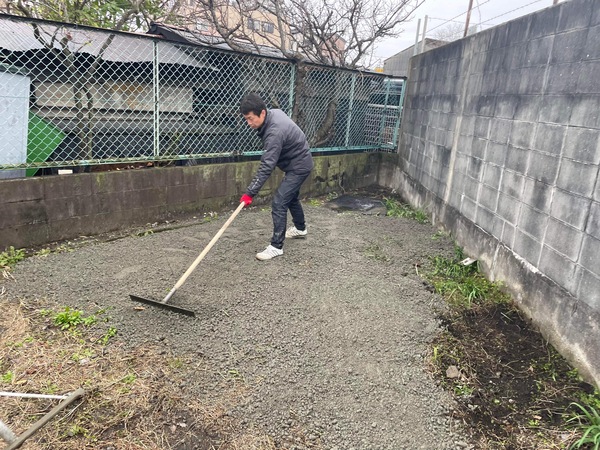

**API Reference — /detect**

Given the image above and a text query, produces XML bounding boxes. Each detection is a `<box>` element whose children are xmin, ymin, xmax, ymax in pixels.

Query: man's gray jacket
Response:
<box><xmin>245</xmin><ymin>109</ymin><xmax>314</xmax><ymax>197</ymax></box>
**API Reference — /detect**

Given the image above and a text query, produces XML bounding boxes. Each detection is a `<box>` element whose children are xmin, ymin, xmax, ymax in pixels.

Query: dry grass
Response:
<box><xmin>0</xmin><ymin>293</ymin><xmax>276</xmax><ymax>450</ymax></box>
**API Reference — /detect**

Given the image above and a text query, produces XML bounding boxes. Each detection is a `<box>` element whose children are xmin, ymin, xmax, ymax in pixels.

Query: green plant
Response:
<box><xmin>0</xmin><ymin>246</ymin><xmax>25</xmax><ymax>268</ymax></box>
<box><xmin>1</xmin><ymin>371</ymin><xmax>15</xmax><ymax>383</ymax></box>
<box><xmin>52</xmin><ymin>307</ymin><xmax>97</xmax><ymax>331</ymax></box>
<box><xmin>568</xmin><ymin>402</ymin><xmax>600</xmax><ymax>449</ymax></box>
<box><xmin>384</xmin><ymin>198</ymin><xmax>429</xmax><ymax>224</ymax></box>
<box><xmin>35</xmin><ymin>248</ymin><xmax>52</xmax><ymax>257</ymax></box>
<box><xmin>364</xmin><ymin>242</ymin><xmax>389</xmax><ymax>262</ymax></box>
<box><xmin>121</xmin><ymin>374</ymin><xmax>137</xmax><ymax>385</ymax></box>
<box><xmin>308</xmin><ymin>198</ymin><xmax>323</xmax><ymax>207</ymax></box>
<box><xmin>134</xmin><ymin>229</ymin><xmax>154</xmax><ymax>237</ymax></box>
<box><xmin>100</xmin><ymin>327</ymin><xmax>117</xmax><ymax>345</ymax></box>
<box><xmin>454</xmin><ymin>384</ymin><xmax>474</xmax><ymax>397</ymax></box>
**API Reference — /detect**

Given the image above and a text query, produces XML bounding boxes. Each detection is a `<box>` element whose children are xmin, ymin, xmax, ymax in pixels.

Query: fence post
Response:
<box><xmin>378</xmin><ymin>79</ymin><xmax>392</xmax><ymax>146</ymax></box>
<box><xmin>344</xmin><ymin>73</ymin><xmax>357</xmax><ymax>147</ymax></box>
<box><xmin>391</xmin><ymin>79</ymin><xmax>406</xmax><ymax>151</ymax></box>
<box><xmin>288</xmin><ymin>63</ymin><xmax>296</xmax><ymax>117</ymax></box>
<box><xmin>153</xmin><ymin>40</ymin><xmax>160</xmax><ymax>159</ymax></box>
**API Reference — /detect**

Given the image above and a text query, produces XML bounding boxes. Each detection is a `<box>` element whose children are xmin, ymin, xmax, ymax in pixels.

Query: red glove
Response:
<box><xmin>240</xmin><ymin>194</ymin><xmax>253</xmax><ymax>206</ymax></box>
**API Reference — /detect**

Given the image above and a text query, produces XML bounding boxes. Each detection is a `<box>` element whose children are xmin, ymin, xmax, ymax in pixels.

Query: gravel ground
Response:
<box><xmin>5</xmin><ymin>195</ymin><xmax>473</xmax><ymax>449</ymax></box>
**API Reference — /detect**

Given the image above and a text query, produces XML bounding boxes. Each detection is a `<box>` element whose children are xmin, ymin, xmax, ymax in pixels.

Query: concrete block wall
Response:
<box><xmin>385</xmin><ymin>0</ymin><xmax>600</xmax><ymax>386</ymax></box>
<box><xmin>0</xmin><ymin>153</ymin><xmax>380</xmax><ymax>250</ymax></box>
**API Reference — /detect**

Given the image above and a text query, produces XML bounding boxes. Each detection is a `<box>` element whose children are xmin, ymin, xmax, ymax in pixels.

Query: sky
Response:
<box><xmin>372</xmin><ymin>0</ymin><xmax>562</xmax><ymax>65</ymax></box>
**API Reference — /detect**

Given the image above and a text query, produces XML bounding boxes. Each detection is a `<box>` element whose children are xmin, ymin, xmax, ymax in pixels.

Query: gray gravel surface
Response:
<box><xmin>5</xmin><ymin>198</ymin><xmax>472</xmax><ymax>449</ymax></box>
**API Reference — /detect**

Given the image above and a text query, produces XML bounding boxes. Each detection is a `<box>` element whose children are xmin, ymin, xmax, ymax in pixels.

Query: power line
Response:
<box><xmin>426</xmin><ymin>0</ymin><xmax>494</xmax><ymax>34</ymax></box>
<box><xmin>479</xmin><ymin>0</ymin><xmax>545</xmax><ymax>26</ymax></box>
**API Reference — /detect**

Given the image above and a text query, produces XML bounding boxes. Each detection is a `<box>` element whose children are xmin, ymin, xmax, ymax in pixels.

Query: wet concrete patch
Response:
<box><xmin>325</xmin><ymin>194</ymin><xmax>387</xmax><ymax>215</ymax></box>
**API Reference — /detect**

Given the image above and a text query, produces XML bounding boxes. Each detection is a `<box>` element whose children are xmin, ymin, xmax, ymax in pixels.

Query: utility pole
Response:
<box><xmin>420</xmin><ymin>15</ymin><xmax>428</xmax><ymax>53</ymax></box>
<box><xmin>413</xmin><ymin>18</ymin><xmax>421</xmax><ymax>55</ymax></box>
<box><xmin>464</xmin><ymin>0</ymin><xmax>474</xmax><ymax>37</ymax></box>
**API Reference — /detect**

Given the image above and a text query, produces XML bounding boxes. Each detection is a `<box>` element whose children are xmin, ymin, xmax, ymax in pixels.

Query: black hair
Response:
<box><xmin>240</xmin><ymin>93</ymin><xmax>267</xmax><ymax>116</ymax></box>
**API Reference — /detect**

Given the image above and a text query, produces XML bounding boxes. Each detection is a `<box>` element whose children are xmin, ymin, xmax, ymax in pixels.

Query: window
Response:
<box><xmin>261</xmin><ymin>21</ymin><xmax>274</xmax><ymax>33</ymax></box>
<box><xmin>247</xmin><ymin>18</ymin><xmax>261</xmax><ymax>31</ymax></box>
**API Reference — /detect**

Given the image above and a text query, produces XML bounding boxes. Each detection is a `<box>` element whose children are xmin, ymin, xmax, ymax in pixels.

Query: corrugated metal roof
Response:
<box><xmin>148</xmin><ymin>22</ymin><xmax>289</xmax><ymax>60</ymax></box>
<box><xmin>0</xmin><ymin>16</ymin><xmax>215</xmax><ymax>69</ymax></box>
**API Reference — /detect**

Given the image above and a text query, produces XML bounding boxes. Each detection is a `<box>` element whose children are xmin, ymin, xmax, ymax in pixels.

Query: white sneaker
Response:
<box><xmin>286</xmin><ymin>226</ymin><xmax>307</xmax><ymax>238</ymax></box>
<box><xmin>256</xmin><ymin>245</ymin><xmax>283</xmax><ymax>261</ymax></box>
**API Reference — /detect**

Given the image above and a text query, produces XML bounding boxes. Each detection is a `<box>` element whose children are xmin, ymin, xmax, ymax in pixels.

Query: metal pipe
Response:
<box><xmin>5</xmin><ymin>388</ymin><xmax>85</xmax><ymax>450</ymax></box>
<box><xmin>344</xmin><ymin>74</ymin><xmax>357</xmax><ymax>147</ymax></box>
<box><xmin>464</xmin><ymin>0</ymin><xmax>474</xmax><ymax>37</ymax></box>
<box><xmin>413</xmin><ymin>18</ymin><xmax>421</xmax><ymax>56</ymax></box>
<box><xmin>153</xmin><ymin>40</ymin><xmax>160</xmax><ymax>158</ymax></box>
<box><xmin>0</xmin><ymin>392</ymin><xmax>68</xmax><ymax>400</ymax></box>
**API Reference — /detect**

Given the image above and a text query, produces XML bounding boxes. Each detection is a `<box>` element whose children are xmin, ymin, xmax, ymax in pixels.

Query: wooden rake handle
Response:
<box><xmin>170</xmin><ymin>202</ymin><xmax>246</xmax><ymax>293</ymax></box>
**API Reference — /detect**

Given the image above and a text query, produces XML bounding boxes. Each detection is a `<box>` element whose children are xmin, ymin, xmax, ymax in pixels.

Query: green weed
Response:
<box><xmin>1</xmin><ymin>371</ymin><xmax>15</xmax><ymax>383</ymax></box>
<box><xmin>568</xmin><ymin>402</ymin><xmax>600</xmax><ymax>449</ymax></box>
<box><xmin>384</xmin><ymin>198</ymin><xmax>429</xmax><ymax>224</ymax></box>
<box><xmin>0</xmin><ymin>246</ymin><xmax>25</xmax><ymax>268</ymax></box>
<box><xmin>51</xmin><ymin>307</ymin><xmax>98</xmax><ymax>331</ymax></box>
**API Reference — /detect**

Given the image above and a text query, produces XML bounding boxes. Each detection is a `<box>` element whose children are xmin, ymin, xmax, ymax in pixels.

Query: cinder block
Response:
<box><xmin>514</xmin><ymin>95</ymin><xmax>542</xmax><ymax>122</ymax></box>
<box><xmin>497</xmin><ymin>192</ymin><xmax>520</xmax><ymax>224</ymax></box>
<box><xmin>586</xmin><ymin>201</ymin><xmax>600</xmax><ymax>234</ymax></box>
<box><xmin>526</xmin><ymin>152</ymin><xmax>560</xmax><ymax>186</ymax></box>
<box><xmin>45</xmin><ymin>196</ymin><xmax>95</xmax><ymax>222</ymax></box>
<box><xmin>580</xmin><ymin>234</ymin><xmax>600</xmax><ymax>273</ymax></box>
<box><xmin>471</xmin><ymin>138</ymin><xmax>487</xmax><ymax>158</ymax></box>
<box><xmin>577</xmin><ymin>60</ymin><xmax>600</xmax><ymax>94</ymax></box>
<box><xmin>533</xmin><ymin>123</ymin><xmax>565</xmax><ymax>154</ymax></box>
<box><xmin>476</xmin><ymin>95</ymin><xmax>497</xmax><ymax>117</ymax></box>
<box><xmin>486</xmin><ymin>142</ymin><xmax>508</xmax><ymax>166</ymax></box>
<box><xmin>546</xmin><ymin>217</ymin><xmax>584</xmax><ymax>260</ymax></box>
<box><xmin>476</xmin><ymin>205</ymin><xmax>503</xmax><ymax>239</ymax></box>
<box><xmin>525</xmin><ymin>36</ymin><xmax>554</xmax><ymax>66</ymax></box>
<box><xmin>0</xmin><ymin>178</ymin><xmax>44</xmax><ymax>203</ymax></box>
<box><xmin>558</xmin><ymin>0</ymin><xmax>594</xmax><ymax>31</ymax></box>
<box><xmin>460</xmin><ymin>195</ymin><xmax>477</xmax><ymax>222</ymax></box>
<box><xmin>545</xmin><ymin>63</ymin><xmax>582</xmax><ymax>95</ymax></box>
<box><xmin>506</xmin><ymin>145</ymin><xmax>531</xmax><ymax>173</ymax></box>
<box><xmin>513</xmin><ymin>229</ymin><xmax>542</xmax><ymax>266</ymax></box>
<box><xmin>519</xmin><ymin>204</ymin><xmax>549</xmax><ymax>237</ymax></box>
<box><xmin>585</xmin><ymin>26</ymin><xmax>600</xmax><ymax>60</ymax></box>
<box><xmin>500</xmin><ymin>170</ymin><xmax>525</xmax><ymax>199</ymax></box>
<box><xmin>478</xmin><ymin>183</ymin><xmax>500</xmax><ymax>211</ymax></box>
<box><xmin>577</xmin><ymin>268</ymin><xmax>600</xmax><ymax>310</ymax></box>
<box><xmin>495</xmin><ymin>95</ymin><xmax>518</xmax><ymax>119</ymax></box>
<box><xmin>529</xmin><ymin>6</ymin><xmax>560</xmax><ymax>39</ymax></box>
<box><xmin>522</xmin><ymin>177</ymin><xmax>553</xmax><ymax>211</ymax></box>
<box><xmin>0</xmin><ymin>200</ymin><xmax>47</xmax><ymax>228</ymax></box>
<box><xmin>502</xmin><ymin>221</ymin><xmax>516</xmax><ymax>248</ymax></box>
<box><xmin>538</xmin><ymin>245</ymin><xmax>579</xmax><ymax>295</ymax></box>
<box><xmin>563</xmin><ymin>127</ymin><xmax>600</xmax><ymax>164</ymax></box>
<box><xmin>483</xmin><ymin>163</ymin><xmax>503</xmax><ymax>189</ymax></box>
<box><xmin>556</xmin><ymin>158</ymin><xmax>598</xmax><ymax>197</ymax></box>
<box><xmin>539</xmin><ymin>95</ymin><xmax>574</xmax><ymax>124</ymax></box>
<box><xmin>550</xmin><ymin>29</ymin><xmax>588</xmax><ymax>63</ymax></box>
<box><xmin>474</xmin><ymin>117</ymin><xmax>490</xmax><ymax>139</ymax></box>
<box><xmin>489</xmin><ymin>119</ymin><xmax>512</xmax><ymax>144</ymax></box>
<box><xmin>509</xmin><ymin>121</ymin><xmax>536</xmax><ymax>149</ymax></box>
<box><xmin>550</xmin><ymin>188</ymin><xmax>590</xmax><ymax>229</ymax></box>
<box><xmin>519</xmin><ymin>68</ymin><xmax>547</xmax><ymax>94</ymax></box>
<box><xmin>468</xmin><ymin>156</ymin><xmax>484</xmax><ymax>180</ymax></box>
<box><xmin>569</xmin><ymin>94</ymin><xmax>600</xmax><ymax>129</ymax></box>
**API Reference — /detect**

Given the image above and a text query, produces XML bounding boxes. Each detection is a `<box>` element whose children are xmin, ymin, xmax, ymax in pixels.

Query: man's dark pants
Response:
<box><xmin>271</xmin><ymin>170</ymin><xmax>310</xmax><ymax>249</ymax></box>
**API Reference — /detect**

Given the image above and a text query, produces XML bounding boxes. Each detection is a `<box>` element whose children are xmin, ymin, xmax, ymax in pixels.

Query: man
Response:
<box><xmin>239</xmin><ymin>93</ymin><xmax>314</xmax><ymax>261</ymax></box>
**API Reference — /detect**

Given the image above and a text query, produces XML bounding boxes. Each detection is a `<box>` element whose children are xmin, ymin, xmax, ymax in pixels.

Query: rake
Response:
<box><xmin>130</xmin><ymin>202</ymin><xmax>245</xmax><ymax>316</ymax></box>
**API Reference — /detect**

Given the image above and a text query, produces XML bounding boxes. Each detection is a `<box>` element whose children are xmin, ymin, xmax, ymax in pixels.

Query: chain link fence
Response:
<box><xmin>0</xmin><ymin>14</ymin><xmax>404</xmax><ymax>177</ymax></box>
